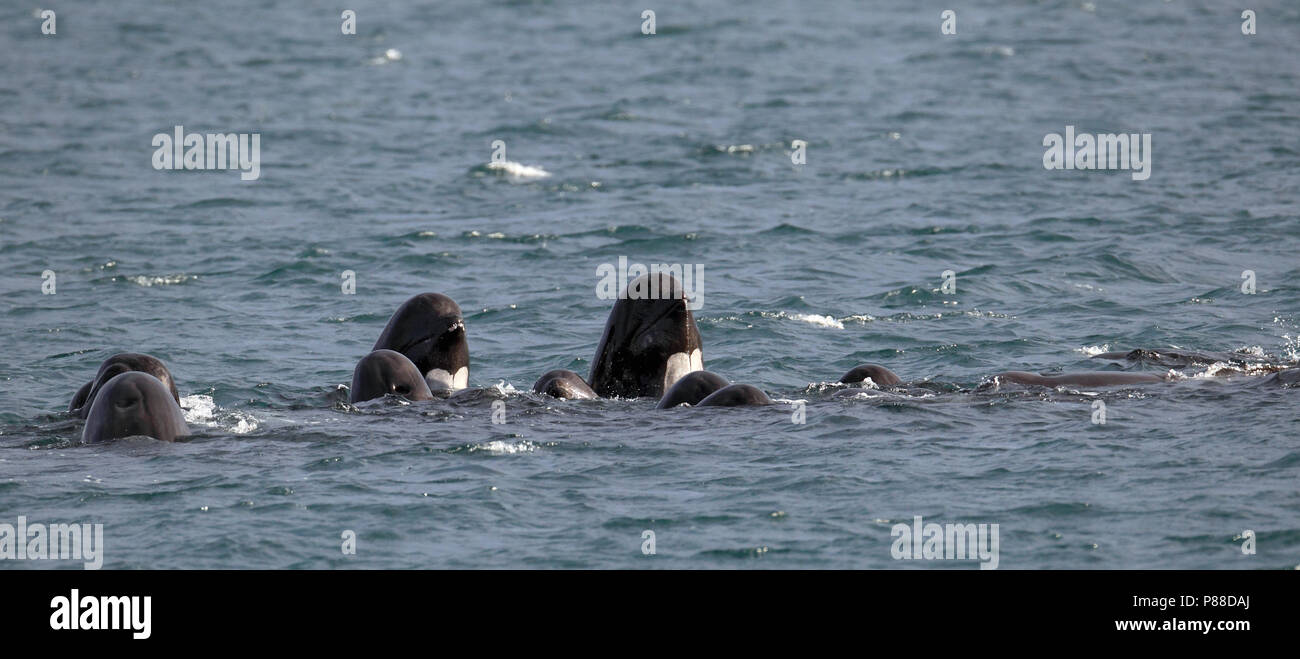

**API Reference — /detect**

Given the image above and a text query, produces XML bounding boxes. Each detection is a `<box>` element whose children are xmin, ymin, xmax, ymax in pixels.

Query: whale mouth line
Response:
<box><xmin>394</xmin><ymin>320</ymin><xmax>464</xmax><ymax>362</ymax></box>
<box><xmin>630</xmin><ymin>303</ymin><xmax>680</xmax><ymax>350</ymax></box>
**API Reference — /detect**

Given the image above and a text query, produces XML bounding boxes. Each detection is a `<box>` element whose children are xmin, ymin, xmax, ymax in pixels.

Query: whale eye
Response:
<box><xmin>394</xmin><ymin>384</ymin><xmax>411</xmax><ymax>396</ymax></box>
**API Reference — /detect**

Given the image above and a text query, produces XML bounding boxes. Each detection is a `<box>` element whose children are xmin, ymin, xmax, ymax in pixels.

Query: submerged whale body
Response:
<box><xmin>373</xmin><ymin>293</ymin><xmax>469</xmax><ymax>392</ymax></box>
<box><xmin>993</xmin><ymin>371</ymin><xmax>1168</xmax><ymax>387</ymax></box>
<box><xmin>82</xmin><ymin>372</ymin><xmax>189</xmax><ymax>443</ymax></box>
<box><xmin>588</xmin><ymin>273</ymin><xmax>703</xmax><ymax>398</ymax></box>
<box><xmin>350</xmin><ymin>349</ymin><xmax>434</xmax><ymax>403</ymax></box>
<box><xmin>1092</xmin><ymin>348</ymin><xmax>1265</xmax><ymax>368</ymax></box>
<box><xmin>696</xmin><ymin>383</ymin><xmax>774</xmax><ymax>407</ymax></box>
<box><xmin>657</xmin><ymin>370</ymin><xmax>729</xmax><ymax>408</ymax></box>
<box><xmin>70</xmin><ymin>353</ymin><xmax>179</xmax><ymax>419</ymax></box>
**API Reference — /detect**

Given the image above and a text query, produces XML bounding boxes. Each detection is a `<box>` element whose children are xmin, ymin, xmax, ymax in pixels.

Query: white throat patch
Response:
<box><xmin>663</xmin><ymin>349</ymin><xmax>703</xmax><ymax>391</ymax></box>
<box><xmin>426</xmin><ymin>366</ymin><xmax>469</xmax><ymax>392</ymax></box>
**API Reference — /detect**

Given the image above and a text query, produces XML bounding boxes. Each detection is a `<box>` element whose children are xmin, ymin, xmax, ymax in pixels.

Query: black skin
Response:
<box><xmin>657</xmin><ymin>370</ymin><xmax>728</xmax><ymax>408</ymax></box>
<box><xmin>589</xmin><ymin>273</ymin><xmax>703</xmax><ymax>399</ymax></box>
<box><xmin>696</xmin><ymin>384</ymin><xmax>774</xmax><ymax>407</ymax></box>
<box><xmin>1261</xmin><ymin>368</ymin><xmax>1300</xmax><ymax>386</ymax></box>
<box><xmin>992</xmin><ymin>371</ymin><xmax>1168</xmax><ymax>387</ymax></box>
<box><xmin>82</xmin><ymin>372</ymin><xmax>189</xmax><ymax>443</ymax></box>
<box><xmin>71</xmin><ymin>353</ymin><xmax>179</xmax><ymax>419</ymax></box>
<box><xmin>349</xmin><ymin>349</ymin><xmax>434</xmax><ymax>403</ymax></box>
<box><xmin>532</xmin><ymin>369</ymin><xmax>597</xmax><ymax>400</ymax></box>
<box><xmin>373</xmin><ymin>293</ymin><xmax>469</xmax><ymax>390</ymax></box>
<box><xmin>838</xmin><ymin>364</ymin><xmax>901</xmax><ymax>386</ymax></box>
<box><xmin>1092</xmin><ymin>349</ymin><xmax>1265</xmax><ymax>368</ymax></box>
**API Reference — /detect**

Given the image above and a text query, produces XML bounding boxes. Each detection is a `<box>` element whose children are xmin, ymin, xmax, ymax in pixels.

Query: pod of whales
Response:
<box><xmin>533</xmin><ymin>274</ymin><xmax>775</xmax><ymax>406</ymax></box>
<box><xmin>62</xmin><ymin>303</ymin><xmax>1300</xmax><ymax>444</ymax></box>
<box><xmin>82</xmin><ymin>372</ymin><xmax>189</xmax><ymax>443</ymax></box>
<box><xmin>337</xmin><ymin>292</ymin><xmax>1300</xmax><ymax>413</ymax></box>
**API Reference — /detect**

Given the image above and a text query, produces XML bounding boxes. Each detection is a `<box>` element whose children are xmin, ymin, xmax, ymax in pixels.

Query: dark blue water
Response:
<box><xmin>2</xmin><ymin>0</ymin><xmax>1298</xmax><ymax>569</ymax></box>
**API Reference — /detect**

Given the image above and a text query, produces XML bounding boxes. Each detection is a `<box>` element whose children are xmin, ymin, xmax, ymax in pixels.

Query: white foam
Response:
<box><xmin>790</xmin><ymin>313</ymin><xmax>844</xmax><ymax>329</ymax></box>
<box><xmin>124</xmin><ymin>274</ymin><xmax>194</xmax><ymax>287</ymax></box>
<box><xmin>1075</xmin><ymin>344</ymin><xmax>1110</xmax><ymax>356</ymax></box>
<box><xmin>180</xmin><ymin>394</ymin><xmax>215</xmax><ymax>422</ymax></box>
<box><xmin>180</xmin><ymin>394</ymin><xmax>260</xmax><ymax>434</ymax></box>
<box><xmin>469</xmin><ymin>440</ymin><xmax>536</xmax><ymax>455</ymax></box>
<box><xmin>760</xmin><ymin>311</ymin><xmax>845</xmax><ymax>329</ymax></box>
<box><xmin>487</xmin><ymin>160</ymin><xmax>551</xmax><ymax>179</ymax></box>
<box><xmin>368</xmin><ymin>49</ymin><xmax>403</xmax><ymax>65</ymax></box>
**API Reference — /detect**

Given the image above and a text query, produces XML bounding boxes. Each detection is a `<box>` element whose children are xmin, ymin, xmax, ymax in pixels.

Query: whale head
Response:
<box><xmin>373</xmin><ymin>293</ymin><xmax>469</xmax><ymax>393</ymax></box>
<box><xmin>82</xmin><ymin>372</ymin><xmax>190</xmax><ymax>443</ymax></box>
<box><xmin>350</xmin><ymin>349</ymin><xmax>435</xmax><ymax>403</ymax></box>
<box><xmin>589</xmin><ymin>273</ymin><xmax>703</xmax><ymax>398</ymax></box>
<box><xmin>73</xmin><ymin>353</ymin><xmax>179</xmax><ymax>418</ymax></box>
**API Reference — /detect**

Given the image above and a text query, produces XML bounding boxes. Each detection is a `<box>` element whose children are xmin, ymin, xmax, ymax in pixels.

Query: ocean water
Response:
<box><xmin>1</xmin><ymin>0</ymin><xmax>1298</xmax><ymax>569</ymax></box>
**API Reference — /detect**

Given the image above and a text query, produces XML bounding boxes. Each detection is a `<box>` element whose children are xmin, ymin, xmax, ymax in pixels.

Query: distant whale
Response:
<box><xmin>839</xmin><ymin>364</ymin><xmax>901</xmax><ymax>387</ymax></box>
<box><xmin>373</xmin><ymin>293</ymin><xmax>469</xmax><ymax>393</ymax></box>
<box><xmin>588</xmin><ymin>273</ymin><xmax>703</xmax><ymax>398</ymax></box>
<box><xmin>1091</xmin><ymin>348</ymin><xmax>1266</xmax><ymax>368</ymax></box>
<box><xmin>992</xmin><ymin>371</ymin><xmax>1168</xmax><ymax>387</ymax></box>
<box><xmin>350</xmin><ymin>349</ymin><xmax>433</xmax><ymax>403</ymax></box>
<box><xmin>532</xmin><ymin>369</ymin><xmax>597</xmax><ymax>400</ymax></box>
<box><xmin>70</xmin><ymin>353</ymin><xmax>179</xmax><ymax>419</ymax></box>
<box><xmin>657</xmin><ymin>370</ymin><xmax>728</xmax><ymax>408</ymax></box>
<box><xmin>1262</xmin><ymin>368</ymin><xmax>1300</xmax><ymax>386</ymax></box>
<box><xmin>82</xmin><ymin>372</ymin><xmax>189</xmax><ymax>443</ymax></box>
<box><xmin>696</xmin><ymin>383</ymin><xmax>773</xmax><ymax>407</ymax></box>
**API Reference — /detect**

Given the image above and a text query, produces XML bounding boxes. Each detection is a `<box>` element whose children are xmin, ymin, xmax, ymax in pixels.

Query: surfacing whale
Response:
<box><xmin>696</xmin><ymin>383</ymin><xmax>774</xmax><ymax>407</ymax></box>
<box><xmin>373</xmin><ymin>293</ymin><xmax>469</xmax><ymax>393</ymax></box>
<box><xmin>70</xmin><ymin>353</ymin><xmax>179</xmax><ymax>419</ymax></box>
<box><xmin>82</xmin><ymin>372</ymin><xmax>189</xmax><ymax>443</ymax></box>
<box><xmin>350</xmin><ymin>349</ymin><xmax>434</xmax><ymax>403</ymax></box>
<box><xmin>839</xmin><ymin>364</ymin><xmax>902</xmax><ymax>387</ymax></box>
<box><xmin>657</xmin><ymin>370</ymin><xmax>729</xmax><ymax>408</ymax></box>
<box><xmin>587</xmin><ymin>272</ymin><xmax>703</xmax><ymax>399</ymax></box>
<box><xmin>533</xmin><ymin>369</ymin><xmax>598</xmax><ymax>400</ymax></box>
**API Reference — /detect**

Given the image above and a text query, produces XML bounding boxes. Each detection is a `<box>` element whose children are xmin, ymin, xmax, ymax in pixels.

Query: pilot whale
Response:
<box><xmin>350</xmin><ymin>349</ymin><xmax>434</xmax><ymax>403</ymax></box>
<box><xmin>533</xmin><ymin>369</ymin><xmax>598</xmax><ymax>400</ymax></box>
<box><xmin>657</xmin><ymin>370</ymin><xmax>729</xmax><ymax>408</ymax></box>
<box><xmin>373</xmin><ymin>293</ymin><xmax>470</xmax><ymax>393</ymax></box>
<box><xmin>991</xmin><ymin>371</ymin><xmax>1168</xmax><ymax>387</ymax></box>
<box><xmin>70</xmin><ymin>353</ymin><xmax>179</xmax><ymax>419</ymax></box>
<box><xmin>588</xmin><ymin>272</ymin><xmax>703</xmax><ymax>398</ymax></box>
<box><xmin>82</xmin><ymin>372</ymin><xmax>189</xmax><ymax>443</ymax></box>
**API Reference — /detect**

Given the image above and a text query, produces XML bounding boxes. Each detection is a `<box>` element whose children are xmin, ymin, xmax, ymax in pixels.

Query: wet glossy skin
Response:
<box><xmin>82</xmin><ymin>372</ymin><xmax>189</xmax><ymax>443</ymax></box>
